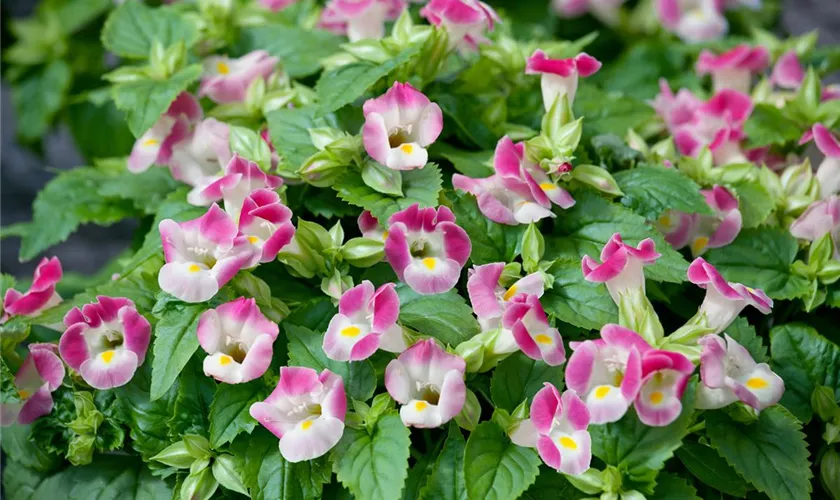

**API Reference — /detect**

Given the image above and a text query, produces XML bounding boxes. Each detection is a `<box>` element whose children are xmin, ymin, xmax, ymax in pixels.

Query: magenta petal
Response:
<box><xmin>466</xmin><ymin>263</ymin><xmax>504</xmax><ymax>320</ymax></box>
<box><xmin>561</xmin><ymin>390</ymin><xmax>590</xmax><ymax>431</ymax></box>
<box><xmin>371</xmin><ymin>283</ymin><xmax>399</xmax><ymax>332</ymax></box>
<box><xmin>17</xmin><ymin>387</ymin><xmax>54</xmax><ymax>425</ymax></box>
<box><xmin>536</xmin><ymin>435</ymin><xmax>562</xmax><ymax>470</ymax></box>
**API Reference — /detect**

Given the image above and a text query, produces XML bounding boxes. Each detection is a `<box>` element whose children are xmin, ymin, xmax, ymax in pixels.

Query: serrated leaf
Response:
<box><xmin>546</xmin><ymin>192</ymin><xmax>688</xmax><ymax>283</ymax></box>
<box><xmin>266</xmin><ymin>107</ymin><xmax>340</xmax><ymax>170</ymax></box>
<box><xmin>285</xmin><ymin>324</ymin><xmax>376</xmax><ymax>401</ymax></box>
<box><xmin>724</xmin><ymin>317</ymin><xmax>768</xmax><ymax>363</ymax></box>
<box><xmin>209</xmin><ymin>380</ymin><xmax>267</xmax><ymax>448</ymax></box>
<box><xmin>614</xmin><ymin>165</ymin><xmax>712</xmax><ymax>220</ymax></box>
<box><xmin>102</xmin><ymin>0</ymin><xmax>198</xmax><ymax>59</ymax></box>
<box><xmin>542</xmin><ymin>259</ymin><xmax>618</xmax><ymax>331</ymax></box>
<box><xmin>419</xmin><ymin>424</ymin><xmax>467</xmax><ymax>500</ymax></box>
<box><xmin>732</xmin><ymin>180</ymin><xmax>775</xmax><ymax>228</ymax></box>
<box><xmin>490</xmin><ymin>352</ymin><xmax>564</xmax><ymax>412</ymax></box>
<box><xmin>334</xmin><ymin>164</ymin><xmax>442</xmax><ymax>222</ymax></box>
<box><xmin>705</xmin><ymin>227</ymin><xmax>811</xmax><ymax>300</ymax></box>
<box><xmin>770</xmin><ymin>323</ymin><xmax>840</xmax><ymax>423</ymax></box>
<box><xmin>447</xmin><ymin>192</ymin><xmax>525</xmax><ymax>266</ymax></box>
<box><xmin>676</xmin><ymin>441</ymin><xmax>748</xmax><ymax>497</ymax></box>
<box><xmin>1</xmin><ymin>356</ymin><xmax>21</xmax><ymax>404</ymax></box>
<box><xmin>705</xmin><ymin>406</ymin><xmax>812</xmax><ymax>500</ymax></box>
<box><xmin>397</xmin><ymin>287</ymin><xmax>480</xmax><ymax>346</ymax></box>
<box><xmin>744</xmin><ymin>104</ymin><xmax>805</xmax><ymax>148</ymax></box>
<box><xmin>167</xmin><ymin>358</ymin><xmax>215</xmax><ymax>437</ymax></box>
<box><xmin>333</xmin><ymin>414</ymin><xmax>411</xmax><ymax>500</ymax></box>
<box><xmin>463</xmin><ymin>421</ymin><xmax>541</xmax><ymax>500</ymax></box>
<box><xmin>648</xmin><ymin>473</ymin><xmax>701</xmax><ymax>500</ymax></box>
<box><xmin>114</xmin><ymin>363</ymin><xmax>179</xmax><ymax>463</ymax></box>
<box><xmin>574</xmin><ymin>86</ymin><xmax>656</xmax><ymax>138</ymax></box>
<box><xmin>149</xmin><ymin>299</ymin><xmax>204</xmax><ymax>402</ymax></box>
<box><xmin>237</xmin><ymin>25</ymin><xmax>342</xmax><ymax>78</ymax></box>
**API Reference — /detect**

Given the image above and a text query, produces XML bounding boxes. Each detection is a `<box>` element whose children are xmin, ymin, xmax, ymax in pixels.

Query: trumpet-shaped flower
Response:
<box><xmin>581</xmin><ymin>234</ymin><xmax>660</xmax><ymax>304</ymax></box>
<box><xmin>385</xmin><ymin>339</ymin><xmax>467</xmax><ymax>428</ymax></box>
<box><xmin>197</xmin><ymin>298</ymin><xmax>280</xmax><ymax>384</ymax></box>
<box><xmin>770</xmin><ymin>50</ymin><xmax>805</xmax><ymax>90</ymax></box>
<box><xmin>158</xmin><ymin>204</ymin><xmax>255</xmax><ymax>303</ymax></box>
<box><xmin>696</xmin><ymin>44</ymin><xmax>769</xmax><ymax>93</ymax></box>
<box><xmin>319</xmin><ymin>0</ymin><xmax>404</xmax><ymax>42</ymax></box>
<box><xmin>200</xmin><ymin>51</ymin><xmax>279</xmax><ymax>104</ymax></box>
<box><xmin>250</xmin><ymin>367</ymin><xmax>346</xmax><ymax>462</ymax></box>
<box><xmin>566</xmin><ymin>324</ymin><xmax>648</xmax><ymax>424</ymax></box>
<box><xmin>525</xmin><ymin>50</ymin><xmax>602</xmax><ymax>111</ymax></box>
<box><xmin>384</xmin><ymin>204</ymin><xmax>471</xmax><ymax>295</ymax></box>
<box><xmin>59</xmin><ymin>297</ymin><xmax>151</xmax><ymax>390</ymax></box>
<box><xmin>503</xmin><ymin>294</ymin><xmax>566</xmax><ymax>366</ymax></box>
<box><xmin>420</xmin><ymin>0</ymin><xmax>499</xmax><ymax>51</ymax></box>
<box><xmin>657</xmin><ymin>185</ymin><xmax>742</xmax><ymax>256</ymax></box>
<box><xmin>531</xmin><ymin>384</ymin><xmax>591</xmax><ymax>475</ymax></box>
<box><xmin>810</xmin><ymin>124</ymin><xmax>840</xmax><ymax>198</ymax></box>
<box><xmin>687</xmin><ymin>258</ymin><xmax>772</xmax><ymax>334</ymax></box>
<box><xmin>323</xmin><ymin>281</ymin><xmax>406</xmax><ymax>361</ymax></box>
<box><xmin>3</xmin><ymin>256</ymin><xmax>62</xmax><ymax>319</ymax></box>
<box><xmin>190</xmin><ymin>154</ymin><xmax>283</xmax><ymax>219</ymax></box>
<box><xmin>635</xmin><ymin>350</ymin><xmax>694</xmax><ymax>426</ymax></box>
<box><xmin>466</xmin><ymin>262</ymin><xmax>545</xmax><ymax>330</ymax></box>
<box><xmin>494</xmin><ymin>136</ymin><xmax>576</xmax><ymax>209</ymax></box>
<box><xmin>362</xmin><ymin>82</ymin><xmax>443</xmax><ymax>170</ymax></box>
<box><xmin>239</xmin><ymin>189</ymin><xmax>295</xmax><ymax>267</ymax></box>
<box><xmin>649</xmin><ymin>79</ymin><xmax>703</xmax><ymax>131</ymax></box>
<box><xmin>128</xmin><ymin>92</ymin><xmax>202</xmax><ymax>174</ymax></box>
<box><xmin>169</xmin><ymin>118</ymin><xmax>232</xmax><ymax>189</ymax></box>
<box><xmin>656</xmin><ymin>0</ymin><xmax>727</xmax><ymax>43</ymax></box>
<box><xmin>1</xmin><ymin>344</ymin><xmax>65</xmax><ymax>426</ymax></box>
<box><xmin>789</xmin><ymin>196</ymin><xmax>840</xmax><ymax>257</ymax></box>
<box><xmin>696</xmin><ymin>334</ymin><xmax>784</xmax><ymax>411</ymax></box>
<box><xmin>672</xmin><ymin>89</ymin><xmax>753</xmax><ymax>165</ymax></box>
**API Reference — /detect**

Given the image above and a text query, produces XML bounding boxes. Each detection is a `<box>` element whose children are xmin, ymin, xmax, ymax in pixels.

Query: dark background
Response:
<box><xmin>1</xmin><ymin>0</ymin><xmax>839</xmax><ymax>281</ymax></box>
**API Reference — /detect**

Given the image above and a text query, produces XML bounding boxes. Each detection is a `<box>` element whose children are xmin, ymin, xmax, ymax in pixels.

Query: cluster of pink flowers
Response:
<box><xmin>790</xmin><ymin>125</ymin><xmax>840</xmax><ymax>254</ymax></box>
<box><xmin>656</xmin><ymin>185</ymin><xmax>743</xmax><ymax>256</ymax></box>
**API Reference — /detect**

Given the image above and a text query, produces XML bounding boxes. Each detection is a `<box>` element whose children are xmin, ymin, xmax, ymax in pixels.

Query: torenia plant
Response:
<box><xmin>1</xmin><ymin>0</ymin><xmax>837</xmax><ymax>499</ymax></box>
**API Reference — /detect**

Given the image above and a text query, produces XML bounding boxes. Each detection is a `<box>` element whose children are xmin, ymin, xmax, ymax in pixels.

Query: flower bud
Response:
<box><xmin>342</xmin><ymin>237</ymin><xmax>385</xmax><ymax>267</ymax></box>
<box><xmin>321</xmin><ymin>270</ymin><xmax>354</xmax><ymax>302</ymax></box>
<box><xmin>309</xmin><ymin>127</ymin><xmax>349</xmax><ymax>150</ymax></box>
<box><xmin>212</xmin><ymin>454</ymin><xmax>248</xmax><ymax>496</ymax></box>
<box><xmin>362</xmin><ymin>161</ymin><xmax>403</xmax><ymax>196</ymax></box>
<box><xmin>566</xmin><ymin>467</ymin><xmax>605</xmax><ymax>495</ymax></box>
<box><xmin>521</xmin><ymin>224</ymin><xmax>545</xmax><ymax>274</ymax></box>
<box><xmin>821</xmin><ymin>448</ymin><xmax>840</xmax><ymax>499</ymax></box>
<box><xmin>813</xmin><ymin>385</ymin><xmax>840</xmax><ymax>422</ymax></box>
<box><xmin>571</xmin><ymin>165</ymin><xmax>623</xmax><ymax>197</ymax></box>
<box><xmin>299</xmin><ymin>151</ymin><xmax>347</xmax><ymax>187</ymax></box>
<box><xmin>181</xmin><ymin>466</ymin><xmax>219</xmax><ymax>500</ymax></box>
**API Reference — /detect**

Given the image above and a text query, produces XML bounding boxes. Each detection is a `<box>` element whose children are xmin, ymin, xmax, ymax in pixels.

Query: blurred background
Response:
<box><xmin>2</xmin><ymin>0</ymin><xmax>839</xmax><ymax>282</ymax></box>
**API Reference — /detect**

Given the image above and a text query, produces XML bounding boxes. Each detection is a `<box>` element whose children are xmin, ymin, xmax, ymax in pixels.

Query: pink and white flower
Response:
<box><xmin>789</xmin><ymin>196</ymin><xmax>840</xmax><ymax>256</ymax></box>
<box><xmin>197</xmin><ymin>298</ymin><xmax>280</xmax><ymax>384</ymax></box>
<box><xmin>199</xmin><ymin>51</ymin><xmax>279</xmax><ymax>104</ymax></box>
<box><xmin>58</xmin><ymin>297</ymin><xmax>150</xmax><ymax>390</ymax></box>
<box><xmin>466</xmin><ymin>262</ymin><xmax>545</xmax><ymax>331</ymax></box>
<box><xmin>581</xmin><ymin>234</ymin><xmax>660</xmax><ymax>304</ymax></box>
<box><xmin>128</xmin><ymin>92</ymin><xmax>202</xmax><ymax>174</ymax></box>
<box><xmin>657</xmin><ymin>185</ymin><xmax>742</xmax><ymax>256</ymax></box>
<box><xmin>323</xmin><ymin>281</ymin><xmax>406</xmax><ymax>361</ymax></box>
<box><xmin>696</xmin><ymin>334</ymin><xmax>784</xmax><ymax>411</ymax></box>
<box><xmin>687</xmin><ymin>257</ymin><xmax>772</xmax><ymax>334</ymax></box>
<box><xmin>530</xmin><ymin>384</ymin><xmax>592</xmax><ymax>475</ymax></box>
<box><xmin>808</xmin><ymin>124</ymin><xmax>840</xmax><ymax>198</ymax></box>
<box><xmin>552</xmin><ymin>0</ymin><xmax>625</xmax><ymax>24</ymax></box>
<box><xmin>189</xmin><ymin>154</ymin><xmax>284</xmax><ymax>219</ymax></box>
<box><xmin>770</xmin><ymin>50</ymin><xmax>805</xmax><ymax>90</ymax></box>
<box><xmin>634</xmin><ymin>350</ymin><xmax>694</xmax><ymax>426</ymax></box>
<box><xmin>672</xmin><ymin>89</ymin><xmax>754</xmax><ymax>165</ymax></box>
<box><xmin>362</xmin><ymin>82</ymin><xmax>443</xmax><ymax>171</ymax></box>
<box><xmin>158</xmin><ymin>204</ymin><xmax>255</xmax><ymax>303</ymax></box>
<box><xmin>656</xmin><ymin>0</ymin><xmax>727</xmax><ymax>43</ymax></box>
<box><xmin>3</xmin><ymin>257</ymin><xmax>62</xmax><ymax>320</ymax></box>
<box><xmin>695</xmin><ymin>44</ymin><xmax>770</xmax><ymax>93</ymax></box>
<box><xmin>318</xmin><ymin>0</ymin><xmax>404</xmax><ymax>42</ymax></box>
<box><xmin>420</xmin><ymin>0</ymin><xmax>499</xmax><ymax>51</ymax></box>
<box><xmin>239</xmin><ymin>189</ymin><xmax>295</xmax><ymax>267</ymax></box>
<box><xmin>565</xmin><ymin>324</ymin><xmax>647</xmax><ymax>424</ymax></box>
<box><xmin>385</xmin><ymin>338</ymin><xmax>467</xmax><ymax>428</ymax></box>
<box><xmin>169</xmin><ymin>118</ymin><xmax>232</xmax><ymax>189</ymax></box>
<box><xmin>384</xmin><ymin>204</ymin><xmax>471</xmax><ymax>295</ymax></box>
<box><xmin>525</xmin><ymin>50</ymin><xmax>602</xmax><ymax>111</ymax></box>
<box><xmin>358</xmin><ymin>211</ymin><xmax>388</xmax><ymax>241</ymax></box>
<box><xmin>250</xmin><ymin>367</ymin><xmax>346</xmax><ymax>462</ymax></box>
<box><xmin>649</xmin><ymin>79</ymin><xmax>703</xmax><ymax>132</ymax></box>
<box><xmin>1</xmin><ymin>344</ymin><xmax>64</xmax><ymax>426</ymax></box>
<box><xmin>493</xmin><ymin>136</ymin><xmax>576</xmax><ymax>209</ymax></box>
<box><xmin>503</xmin><ymin>294</ymin><xmax>566</xmax><ymax>366</ymax></box>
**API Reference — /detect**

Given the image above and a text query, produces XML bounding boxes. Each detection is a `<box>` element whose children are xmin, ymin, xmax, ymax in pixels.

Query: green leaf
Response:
<box><xmin>333</xmin><ymin>414</ymin><xmax>412</xmax><ymax>500</ymax></box>
<box><xmin>102</xmin><ymin>0</ymin><xmax>198</xmax><ymax>59</ymax></box>
<box><xmin>520</xmin><ymin>467</ymin><xmax>588</xmax><ymax>499</ymax></box>
<box><xmin>66</xmin><ymin>98</ymin><xmax>136</xmax><ymax>162</ymax></box>
<box><xmin>448</xmin><ymin>192</ymin><xmax>524</xmax><ymax>266</ymax></box>
<box><xmin>647</xmin><ymin>473</ymin><xmax>700</xmax><ymax>500</ymax></box>
<box><xmin>230</xmin><ymin>126</ymin><xmax>272</xmax><ymax>171</ymax></box>
<box><xmin>676</xmin><ymin>441</ymin><xmax>749</xmax><ymax>497</ymax></box>
<box><xmin>706</xmin><ymin>406</ymin><xmax>812</xmax><ymax>500</ymax></box>
<box><xmin>546</xmin><ymin>192</ymin><xmax>688</xmax><ymax>283</ymax></box>
<box><xmin>614</xmin><ymin>165</ymin><xmax>712</xmax><ymax>220</ymax></box>
<box><xmin>590</xmin><ymin>134</ymin><xmax>645</xmax><ymax>171</ymax></box>
<box><xmin>744</xmin><ymin>104</ymin><xmax>805</xmax><ymax>148</ymax></box>
<box><xmin>55</xmin><ymin>0</ymin><xmax>111</xmax><ymax>35</ymax></box>
<box><xmin>266</xmin><ymin>107</ymin><xmax>339</xmax><ymax>170</ymax></box>
<box><xmin>436</xmin><ymin>146</ymin><xmax>493</xmax><ymax>178</ymax></box>
<box><xmin>590</xmin><ymin>380</ymin><xmax>696</xmax><ymax>493</ymax></box>
<box><xmin>149</xmin><ymin>298</ymin><xmax>204</xmax><ymax>402</ymax></box>
<box><xmin>238</xmin><ymin>25</ymin><xmax>342</xmax><ymax>78</ymax></box>
<box><xmin>285</xmin><ymin>324</ymin><xmax>376</xmax><ymax>401</ymax></box>
<box><xmin>463</xmin><ymin>421</ymin><xmax>541</xmax><ymax>500</ymax></box>
<box><xmin>12</xmin><ymin>60</ymin><xmax>72</xmax><ymax>142</ymax></box>
<box><xmin>0</xmin><ymin>425</ymin><xmax>59</xmax><ymax>473</ymax></box>
<box><xmin>433</xmin><ymin>93</ymin><xmax>498</xmax><ymax>150</ymax></box>
<box><xmin>112</xmin><ymin>64</ymin><xmax>203</xmax><ymax>137</ymax></box>
<box><xmin>335</xmin><ymin>164</ymin><xmax>443</xmax><ymax>223</ymax></box>
<box><xmin>705</xmin><ymin>227</ymin><xmax>811</xmax><ymax>300</ymax></box>
<box><xmin>316</xmin><ymin>46</ymin><xmax>420</xmax><ymax>114</ymax></box>
<box><xmin>167</xmin><ymin>358</ymin><xmax>215</xmax><ymax>437</ymax></box>
<box><xmin>397</xmin><ymin>287</ymin><xmax>480</xmax><ymax>346</ymax></box>
<box><xmin>490</xmin><ymin>352</ymin><xmax>564</xmax><ymax>412</ymax></box>
<box><xmin>732</xmin><ymin>180</ymin><xmax>775</xmax><ymax>228</ymax></box>
<box><xmin>2</xmin><ymin>356</ymin><xmax>21</xmax><ymax>404</ymax></box>
<box><xmin>97</xmin><ymin>165</ymin><xmax>182</xmax><ymax>215</ymax></box>
<box><xmin>724</xmin><ymin>317</ymin><xmax>768</xmax><ymax>363</ymax></box>
<box><xmin>770</xmin><ymin>323</ymin><xmax>840</xmax><ymax>423</ymax></box>
<box><xmin>542</xmin><ymin>259</ymin><xmax>618</xmax><ymax>331</ymax></box>
<box><xmin>114</xmin><ymin>363</ymin><xmax>179</xmax><ymax>462</ymax></box>
<box><xmin>209</xmin><ymin>380</ymin><xmax>267</xmax><ymax>448</ymax></box>
<box><xmin>574</xmin><ymin>86</ymin><xmax>656</xmax><ymax>138</ymax></box>
<box><xmin>419</xmin><ymin>424</ymin><xmax>467</xmax><ymax>500</ymax></box>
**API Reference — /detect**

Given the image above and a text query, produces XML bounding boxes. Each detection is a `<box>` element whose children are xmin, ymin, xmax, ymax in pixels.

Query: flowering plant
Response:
<box><xmin>2</xmin><ymin>0</ymin><xmax>840</xmax><ymax>499</ymax></box>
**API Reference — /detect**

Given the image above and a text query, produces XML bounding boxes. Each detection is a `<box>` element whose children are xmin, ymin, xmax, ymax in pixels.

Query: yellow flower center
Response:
<box><xmin>301</xmin><ymin>420</ymin><xmax>313</xmax><ymax>430</ymax></box>
<box><xmin>400</xmin><ymin>144</ymin><xmax>414</xmax><ymax>154</ymax></box>
<box><xmin>17</xmin><ymin>389</ymin><xmax>30</xmax><ymax>400</ymax></box>
<box><xmin>382</xmin><ymin>230</ymin><xmax>389</xmax><ymax>241</ymax></box>
<box><xmin>539</xmin><ymin>182</ymin><xmax>557</xmax><ymax>191</ymax></box>
<box><xmin>746</xmin><ymin>377</ymin><xmax>769</xmax><ymax>389</ymax></box>
<box><xmin>247</xmin><ymin>236</ymin><xmax>259</xmax><ymax>244</ymax></box>
<box><xmin>143</xmin><ymin>138</ymin><xmax>159</xmax><ymax>147</ymax></box>
<box><xmin>649</xmin><ymin>391</ymin><xmax>664</xmax><ymax>405</ymax></box>
<box><xmin>216</xmin><ymin>61</ymin><xmax>230</xmax><ymax>75</ymax></box>
<box><xmin>422</xmin><ymin>258</ymin><xmax>437</xmax><ymax>270</ymax></box>
<box><xmin>188</xmin><ymin>264</ymin><xmax>202</xmax><ymax>273</ymax></box>
<box><xmin>341</xmin><ymin>326</ymin><xmax>361</xmax><ymax>337</ymax></box>
<box><xmin>594</xmin><ymin>386</ymin><xmax>611</xmax><ymax>399</ymax></box>
<box><xmin>219</xmin><ymin>354</ymin><xmax>233</xmax><ymax>366</ymax></box>
<box><xmin>415</xmin><ymin>401</ymin><xmax>428</xmax><ymax>411</ymax></box>
<box><xmin>101</xmin><ymin>350</ymin><xmax>115</xmax><ymax>364</ymax></box>
<box><xmin>502</xmin><ymin>285</ymin><xmax>518</xmax><ymax>301</ymax></box>
<box><xmin>691</xmin><ymin>236</ymin><xmax>709</xmax><ymax>255</ymax></box>
<box><xmin>534</xmin><ymin>334</ymin><xmax>552</xmax><ymax>345</ymax></box>
<box><xmin>559</xmin><ymin>436</ymin><xmax>578</xmax><ymax>450</ymax></box>
<box><xmin>657</xmin><ymin>214</ymin><xmax>672</xmax><ymax>226</ymax></box>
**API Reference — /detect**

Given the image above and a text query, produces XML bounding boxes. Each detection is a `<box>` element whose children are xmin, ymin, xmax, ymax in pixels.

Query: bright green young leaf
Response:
<box><xmin>333</xmin><ymin>414</ymin><xmax>412</xmax><ymax>500</ymax></box>
<box><xmin>676</xmin><ymin>441</ymin><xmax>749</xmax><ymax>497</ymax></box>
<box><xmin>397</xmin><ymin>287</ymin><xmax>480</xmax><ymax>346</ymax></box>
<box><xmin>770</xmin><ymin>323</ymin><xmax>840</xmax><ymax>423</ymax></box>
<box><xmin>732</xmin><ymin>180</ymin><xmax>775</xmax><ymax>228</ymax></box>
<box><xmin>706</xmin><ymin>406</ymin><xmax>812</xmax><ymax>500</ymax></box>
<box><xmin>705</xmin><ymin>227</ymin><xmax>811</xmax><ymax>300</ymax></box>
<box><xmin>334</xmin><ymin>163</ymin><xmax>443</xmax><ymax>222</ymax></box>
<box><xmin>542</xmin><ymin>259</ymin><xmax>618</xmax><ymax>331</ymax></box>
<box><xmin>490</xmin><ymin>352</ymin><xmax>565</xmax><ymax>412</ymax></box>
<box><xmin>463</xmin><ymin>421</ymin><xmax>541</xmax><ymax>500</ymax></box>
<box><xmin>724</xmin><ymin>317</ymin><xmax>769</xmax><ymax>363</ymax></box>
<box><xmin>419</xmin><ymin>424</ymin><xmax>467</xmax><ymax>500</ymax></box>
<box><xmin>2</xmin><ymin>357</ymin><xmax>22</xmax><ymax>404</ymax></box>
<box><xmin>447</xmin><ymin>192</ymin><xmax>524</xmax><ymax>266</ymax></box>
<box><xmin>744</xmin><ymin>104</ymin><xmax>805</xmax><ymax>148</ymax></box>
<box><xmin>12</xmin><ymin>60</ymin><xmax>72</xmax><ymax>142</ymax></box>
<box><xmin>648</xmin><ymin>473</ymin><xmax>701</xmax><ymax>500</ymax></box>
<box><xmin>209</xmin><ymin>380</ymin><xmax>267</xmax><ymax>448</ymax></box>
<box><xmin>266</xmin><ymin>107</ymin><xmax>340</xmax><ymax>170</ymax></box>
<box><xmin>237</xmin><ymin>25</ymin><xmax>342</xmax><ymax>78</ymax></box>
<box><xmin>285</xmin><ymin>324</ymin><xmax>376</xmax><ymax>401</ymax></box>
<box><xmin>149</xmin><ymin>298</ymin><xmax>204</xmax><ymax>402</ymax></box>
<box><xmin>229</xmin><ymin>126</ymin><xmax>273</xmax><ymax>171</ymax></box>
<box><xmin>102</xmin><ymin>0</ymin><xmax>198</xmax><ymax>59</ymax></box>
<box><xmin>614</xmin><ymin>165</ymin><xmax>712</xmax><ymax>220</ymax></box>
